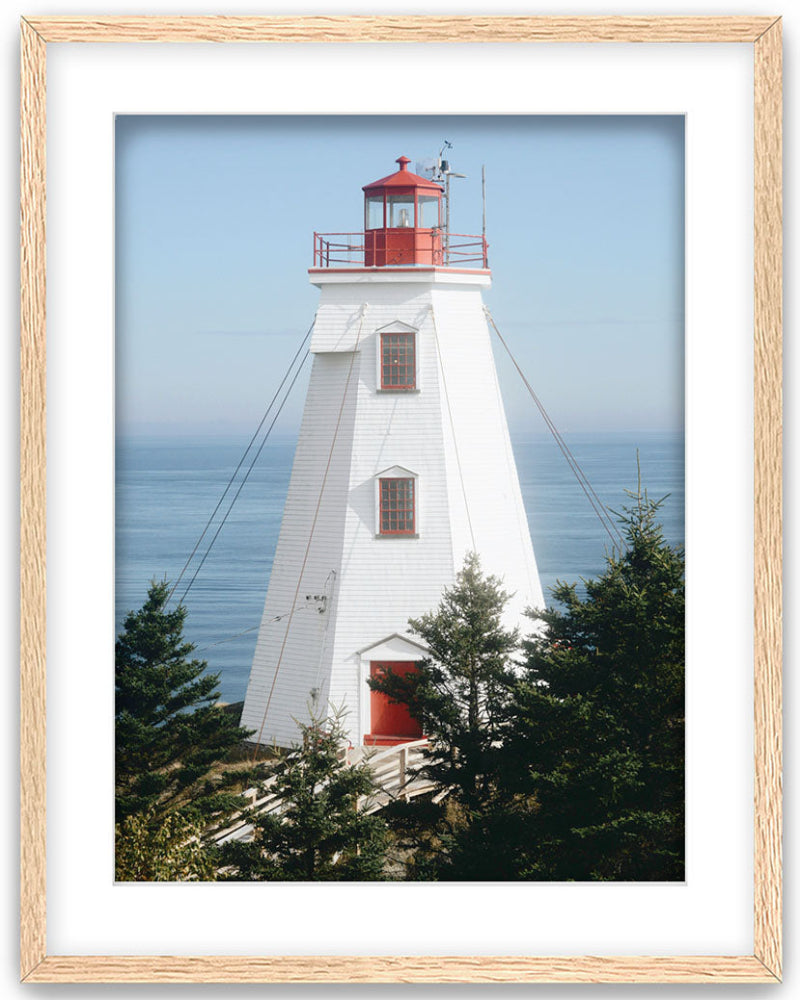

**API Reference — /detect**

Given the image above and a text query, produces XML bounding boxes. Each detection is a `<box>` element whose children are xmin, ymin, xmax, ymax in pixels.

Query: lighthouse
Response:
<box><xmin>241</xmin><ymin>156</ymin><xmax>544</xmax><ymax>749</ymax></box>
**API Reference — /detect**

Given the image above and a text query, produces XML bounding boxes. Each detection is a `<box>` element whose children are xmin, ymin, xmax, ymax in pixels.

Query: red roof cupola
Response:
<box><xmin>362</xmin><ymin>155</ymin><xmax>443</xmax><ymax>267</ymax></box>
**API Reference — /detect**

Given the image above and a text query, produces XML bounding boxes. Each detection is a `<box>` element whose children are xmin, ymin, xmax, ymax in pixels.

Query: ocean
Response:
<box><xmin>115</xmin><ymin>430</ymin><xmax>684</xmax><ymax>705</ymax></box>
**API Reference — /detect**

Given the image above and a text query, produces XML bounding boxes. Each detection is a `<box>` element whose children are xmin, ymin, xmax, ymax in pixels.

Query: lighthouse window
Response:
<box><xmin>380</xmin><ymin>331</ymin><xmax>416</xmax><ymax>390</ymax></box>
<box><xmin>379</xmin><ymin>478</ymin><xmax>415</xmax><ymax>535</ymax></box>
<box><xmin>417</xmin><ymin>194</ymin><xmax>440</xmax><ymax>228</ymax></box>
<box><xmin>387</xmin><ymin>194</ymin><xmax>414</xmax><ymax>228</ymax></box>
<box><xmin>365</xmin><ymin>196</ymin><xmax>384</xmax><ymax>230</ymax></box>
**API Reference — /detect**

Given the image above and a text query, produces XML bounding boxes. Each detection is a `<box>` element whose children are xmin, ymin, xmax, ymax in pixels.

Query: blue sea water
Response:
<box><xmin>115</xmin><ymin>431</ymin><xmax>684</xmax><ymax>705</ymax></box>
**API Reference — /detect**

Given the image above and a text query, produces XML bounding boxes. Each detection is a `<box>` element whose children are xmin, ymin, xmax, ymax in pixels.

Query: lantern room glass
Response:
<box><xmin>365</xmin><ymin>196</ymin><xmax>384</xmax><ymax>230</ymax></box>
<box><xmin>417</xmin><ymin>194</ymin><xmax>441</xmax><ymax>229</ymax></box>
<box><xmin>387</xmin><ymin>194</ymin><xmax>414</xmax><ymax>228</ymax></box>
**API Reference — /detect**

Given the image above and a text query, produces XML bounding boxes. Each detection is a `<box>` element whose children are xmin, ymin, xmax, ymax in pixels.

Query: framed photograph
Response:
<box><xmin>20</xmin><ymin>15</ymin><xmax>782</xmax><ymax>984</ymax></box>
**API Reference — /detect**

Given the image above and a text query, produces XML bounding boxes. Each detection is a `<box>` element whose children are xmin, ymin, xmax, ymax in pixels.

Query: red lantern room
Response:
<box><xmin>362</xmin><ymin>156</ymin><xmax>444</xmax><ymax>267</ymax></box>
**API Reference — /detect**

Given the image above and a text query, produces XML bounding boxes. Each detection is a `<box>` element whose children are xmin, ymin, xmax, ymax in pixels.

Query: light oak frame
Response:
<box><xmin>19</xmin><ymin>14</ymin><xmax>782</xmax><ymax>985</ymax></box>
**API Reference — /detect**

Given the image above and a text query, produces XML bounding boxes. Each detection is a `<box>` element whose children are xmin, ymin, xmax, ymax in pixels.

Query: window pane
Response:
<box><xmin>387</xmin><ymin>195</ymin><xmax>414</xmax><ymax>228</ymax></box>
<box><xmin>378</xmin><ymin>477</ymin><xmax>415</xmax><ymax>535</ymax></box>
<box><xmin>418</xmin><ymin>194</ymin><xmax>440</xmax><ymax>228</ymax></box>
<box><xmin>366</xmin><ymin>196</ymin><xmax>384</xmax><ymax>229</ymax></box>
<box><xmin>380</xmin><ymin>332</ymin><xmax>416</xmax><ymax>390</ymax></box>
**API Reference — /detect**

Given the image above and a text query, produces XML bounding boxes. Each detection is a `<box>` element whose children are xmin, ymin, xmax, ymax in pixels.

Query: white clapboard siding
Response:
<box><xmin>241</xmin><ymin>269</ymin><xmax>543</xmax><ymax>749</ymax></box>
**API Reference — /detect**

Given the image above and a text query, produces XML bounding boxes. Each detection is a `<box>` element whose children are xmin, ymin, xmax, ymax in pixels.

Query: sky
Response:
<box><xmin>115</xmin><ymin>115</ymin><xmax>684</xmax><ymax>438</ymax></box>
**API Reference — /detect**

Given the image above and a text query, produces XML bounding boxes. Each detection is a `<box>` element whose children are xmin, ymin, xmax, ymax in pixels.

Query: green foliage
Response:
<box><xmin>115</xmin><ymin>580</ymin><xmax>256</xmax><ymax>831</ymax></box>
<box><xmin>503</xmin><ymin>487</ymin><xmax>685</xmax><ymax>880</ymax></box>
<box><xmin>367</xmin><ymin>552</ymin><xmax>520</xmax><ymax>879</ymax></box>
<box><xmin>115</xmin><ymin>483</ymin><xmax>684</xmax><ymax>884</ymax></box>
<box><xmin>115</xmin><ymin>809</ymin><xmax>215</xmax><ymax>882</ymax></box>
<box><xmin>367</xmin><ymin>488</ymin><xmax>684</xmax><ymax>883</ymax></box>
<box><xmin>218</xmin><ymin>712</ymin><xmax>390</xmax><ymax>881</ymax></box>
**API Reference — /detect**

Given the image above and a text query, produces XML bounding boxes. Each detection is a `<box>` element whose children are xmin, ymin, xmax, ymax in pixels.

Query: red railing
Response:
<box><xmin>312</xmin><ymin>231</ymin><xmax>489</xmax><ymax>269</ymax></box>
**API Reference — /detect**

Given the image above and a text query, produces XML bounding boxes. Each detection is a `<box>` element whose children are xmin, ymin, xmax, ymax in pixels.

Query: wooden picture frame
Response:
<box><xmin>19</xmin><ymin>15</ymin><xmax>782</xmax><ymax>984</ymax></box>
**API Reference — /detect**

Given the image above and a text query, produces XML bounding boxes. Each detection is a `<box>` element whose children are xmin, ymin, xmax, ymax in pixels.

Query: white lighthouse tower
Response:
<box><xmin>241</xmin><ymin>156</ymin><xmax>543</xmax><ymax>749</ymax></box>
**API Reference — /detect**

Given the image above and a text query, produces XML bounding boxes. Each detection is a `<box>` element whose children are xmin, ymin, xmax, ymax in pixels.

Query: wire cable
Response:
<box><xmin>167</xmin><ymin>319</ymin><xmax>315</xmax><ymax>606</ymax></box>
<box><xmin>194</xmin><ymin>625</ymin><xmax>260</xmax><ymax>653</ymax></box>
<box><xmin>177</xmin><ymin>349</ymin><xmax>311</xmax><ymax>605</ymax></box>
<box><xmin>485</xmin><ymin>307</ymin><xmax>625</xmax><ymax>550</ymax></box>
<box><xmin>194</xmin><ymin>603</ymin><xmax>318</xmax><ymax>654</ymax></box>
<box><xmin>430</xmin><ymin>306</ymin><xmax>476</xmax><ymax>551</ymax></box>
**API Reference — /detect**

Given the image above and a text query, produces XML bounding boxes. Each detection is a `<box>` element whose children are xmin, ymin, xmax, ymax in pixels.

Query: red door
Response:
<box><xmin>367</xmin><ymin>661</ymin><xmax>423</xmax><ymax>746</ymax></box>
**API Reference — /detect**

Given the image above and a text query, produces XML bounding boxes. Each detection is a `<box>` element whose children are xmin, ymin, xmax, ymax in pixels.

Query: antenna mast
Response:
<box><xmin>436</xmin><ymin>140</ymin><xmax>466</xmax><ymax>266</ymax></box>
<box><xmin>418</xmin><ymin>141</ymin><xmax>470</xmax><ymax>266</ymax></box>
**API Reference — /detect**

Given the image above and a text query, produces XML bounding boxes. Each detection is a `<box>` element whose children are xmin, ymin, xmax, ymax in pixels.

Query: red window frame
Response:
<box><xmin>380</xmin><ymin>331</ymin><xmax>416</xmax><ymax>390</ymax></box>
<box><xmin>379</xmin><ymin>477</ymin><xmax>415</xmax><ymax>536</ymax></box>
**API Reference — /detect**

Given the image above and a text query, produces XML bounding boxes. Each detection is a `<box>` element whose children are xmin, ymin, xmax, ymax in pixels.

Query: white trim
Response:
<box><xmin>375</xmin><ymin>320</ymin><xmax>417</xmax><ymax>335</ymax></box>
<box><xmin>310</xmin><ymin>268</ymin><xmax>492</xmax><ymax>287</ymax></box>
<box><xmin>355</xmin><ymin>632</ymin><xmax>429</xmax><ymax>657</ymax></box>
<box><xmin>375</xmin><ymin>464</ymin><xmax>416</xmax><ymax>479</ymax></box>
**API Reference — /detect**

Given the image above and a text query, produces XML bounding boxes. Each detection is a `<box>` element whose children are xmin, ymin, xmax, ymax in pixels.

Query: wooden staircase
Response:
<box><xmin>213</xmin><ymin>738</ymin><xmax>438</xmax><ymax>845</ymax></box>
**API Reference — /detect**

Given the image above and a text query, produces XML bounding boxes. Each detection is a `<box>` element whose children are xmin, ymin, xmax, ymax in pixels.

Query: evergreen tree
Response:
<box><xmin>367</xmin><ymin>553</ymin><xmax>520</xmax><ymax>879</ymax></box>
<box><xmin>503</xmin><ymin>487</ymin><xmax>685</xmax><ymax>880</ymax></box>
<box><xmin>115</xmin><ymin>580</ymin><xmax>255</xmax><ymax>831</ymax></box>
<box><xmin>218</xmin><ymin>712</ymin><xmax>389</xmax><ymax>881</ymax></box>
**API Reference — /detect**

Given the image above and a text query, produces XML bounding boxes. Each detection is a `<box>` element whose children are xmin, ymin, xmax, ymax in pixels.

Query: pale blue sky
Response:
<box><xmin>115</xmin><ymin>115</ymin><xmax>684</xmax><ymax>437</ymax></box>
